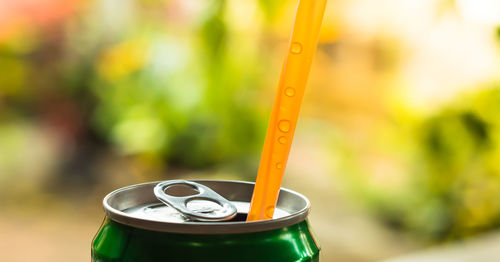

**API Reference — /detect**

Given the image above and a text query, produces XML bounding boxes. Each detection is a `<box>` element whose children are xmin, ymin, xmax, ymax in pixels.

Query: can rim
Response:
<box><xmin>103</xmin><ymin>180</ymin><xmax>310</xmax><ymax>234</ymax></box>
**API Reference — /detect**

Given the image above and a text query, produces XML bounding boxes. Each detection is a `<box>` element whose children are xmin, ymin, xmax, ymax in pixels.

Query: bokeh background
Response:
<box><xmin>2</xmin><ymin>0</ymin><xmax>500</xmax><ymax>261</ymax></box>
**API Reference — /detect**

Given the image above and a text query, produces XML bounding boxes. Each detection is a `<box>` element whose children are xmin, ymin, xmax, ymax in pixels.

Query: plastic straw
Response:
<box><xmin>247</xmin><ymin>0</ymin><xmax>327</xmax><ymax>221</ymax></box>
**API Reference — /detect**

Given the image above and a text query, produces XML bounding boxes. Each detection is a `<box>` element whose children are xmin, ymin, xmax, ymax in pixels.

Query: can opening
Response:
<box><xmin>227</xmin><ymin>213</ymin><xmax>248</xmax><ymax>222</ymax></box>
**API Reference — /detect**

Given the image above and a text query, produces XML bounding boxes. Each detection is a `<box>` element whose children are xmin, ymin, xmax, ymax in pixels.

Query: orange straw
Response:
<box><xmin>247</xmin><ymin>0</ymin><xmax>327</xmax><ymax>221</ymax></box>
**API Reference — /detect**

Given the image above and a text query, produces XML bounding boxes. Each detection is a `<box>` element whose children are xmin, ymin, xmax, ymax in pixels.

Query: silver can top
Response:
<box><xmin>153</xmin><ymin>180</ymin><xmax>238</xmax><ymax>222</ymax></box>
<box><xmin>103</xmin><ymin>180</ymin><xmax>310</xmax><ymax>234</ymax></box>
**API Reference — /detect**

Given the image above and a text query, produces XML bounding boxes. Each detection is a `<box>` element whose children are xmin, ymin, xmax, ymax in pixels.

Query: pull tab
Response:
<box><xmin>154</xmin><ymin>180</ymin><xmax>237</xmax><ymax>222</ymax></box>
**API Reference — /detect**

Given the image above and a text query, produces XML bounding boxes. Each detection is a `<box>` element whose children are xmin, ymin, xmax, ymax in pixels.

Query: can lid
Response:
<box><xmin>103</xmin><ymin>180</ymin><xmax>310</xmax><ymax>234</ymax></box>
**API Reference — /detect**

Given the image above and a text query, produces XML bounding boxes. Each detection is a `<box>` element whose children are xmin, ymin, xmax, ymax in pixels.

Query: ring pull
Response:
<box><xmin>154</xmin><ymin>180</ymin><xmax>237</xmax><ymax>222</ymax></box>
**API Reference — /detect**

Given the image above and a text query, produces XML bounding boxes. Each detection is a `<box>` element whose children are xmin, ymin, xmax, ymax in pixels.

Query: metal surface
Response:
<box><xmin>125</xmin><ymin>201</ymin><xmax>291</xmax><ymax>223</ymax></box>
<box><xmin>103</xmin><ymin>180</ymin><xmax>310</xmax><ymax>234</ymax></box>
<box><xmin>153</xmin><ymin>180</ymin><xmax>237</xmax><ymax>221</ymax></box>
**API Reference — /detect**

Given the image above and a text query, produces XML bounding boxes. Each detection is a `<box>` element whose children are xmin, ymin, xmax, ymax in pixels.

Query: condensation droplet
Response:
<box><xmin>290</xmin><ymin>42</ymin><xmax>302</xmax><ymax>54</ymax></box>
<box><xmin>285</xmin><ymin>87</ymin><xmax>295</xmax><ymax>97</ymax></box>
<box><xmin>265</xmin><ymin>206</ymin><xmax>275</xmax><ymax>218</ymax></box>
<box><xmin>278</xmin><ymin>120</ymin><xmax>291</xmax><ymax>133</ymax></box>
<box><xmin>276</xmin><ymin>162</ymin><xmax>283</xmax><ymax>169</ymax></box>
<box><xmin>278</xmin><ymin>136</ymin><xmax>287</xmax><ymax>144</ymax></box>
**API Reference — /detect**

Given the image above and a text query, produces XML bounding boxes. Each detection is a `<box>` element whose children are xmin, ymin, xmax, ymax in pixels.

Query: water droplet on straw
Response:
<box><xmin>265</xmin><ymin>206</ymin><xmax>275</xmax><ymax>218</ymax></box>
<box><xmin>284</xmin><ymin>87</ymin><xmax>295</xmax><ymax>97</ymax></box>
<box><xmin>276</xmin><ymin>163</ymin><xmax>283</xmax><ymax>169</ymax></box>
<box><xmin>278</xmin><ymin>136</ymin><xmax>287</xmax><ymax>144</ymax></box>
<box><xmin>278</xmin><ymin>120</ymin><xmax>291</xmax><ymax>132</ymax></box>
<box><xmin>290</xmin><ymin>42</ymin><xmax>302</xmax><ymax>54</ymax></box>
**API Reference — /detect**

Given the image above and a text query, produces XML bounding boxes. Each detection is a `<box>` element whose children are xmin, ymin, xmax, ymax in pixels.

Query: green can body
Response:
<box><xmin>92</xmin><ymin>180</ymin><xmax>320</xmax><ymax>262</ymax></box>
<box><xmin>92</xmin><ymin>218</ymin><xmax>319</xmax><ymax>262</ymax></box>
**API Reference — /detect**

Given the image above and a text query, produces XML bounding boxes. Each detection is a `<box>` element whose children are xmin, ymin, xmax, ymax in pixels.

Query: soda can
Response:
<box><xmin>91</xmin><ymin>180</ymin><xmax>320</xmax><ymax>261</ymax></box>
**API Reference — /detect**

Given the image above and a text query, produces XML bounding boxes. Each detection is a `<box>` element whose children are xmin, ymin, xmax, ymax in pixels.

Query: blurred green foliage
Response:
<box><xmin>0</xmin><ymin>0</ymin><xmax>295</xmax><ymax>173</ymax></box>
<box><xmin>347</xmin><ymin>87</ymin><xmax>500</xmax><ymax>242</ymax></box>
<box><xmin>90</xmin><ymin>0</ymin><xmax>271</xmax><ymax>170</ymax></box>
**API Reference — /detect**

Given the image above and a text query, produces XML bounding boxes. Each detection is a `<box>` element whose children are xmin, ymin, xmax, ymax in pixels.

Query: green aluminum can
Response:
<box><xmin>92</xmin><ymin>180</ymin><xmax>320</xmax><ymax>261</ymax></box>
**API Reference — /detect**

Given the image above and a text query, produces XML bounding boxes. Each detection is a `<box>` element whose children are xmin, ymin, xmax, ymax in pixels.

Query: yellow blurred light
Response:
<box><xmin>319</xmin><ymin>6</ymin><xmax>341</xmax><ymax>43</ymax></box>
<box><xmin>226</xmin><ymin>0</ymin><xmax>259</xmax><ymax>31</ymax></box>
<box><xmin>97</xmin><ymin>39</ymin><xmax>148</xmax><ymax>81</ymax></box>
